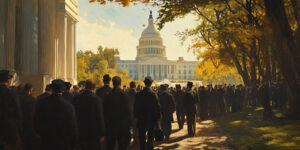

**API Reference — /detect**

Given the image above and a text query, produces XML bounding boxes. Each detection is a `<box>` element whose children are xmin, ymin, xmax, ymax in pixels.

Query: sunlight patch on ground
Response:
<box><xmin>155</xmin><ymin>114</ymin><xmax>230</xmax><ymax>150</ymax></box>
<box><xmin>255</xmin><ymin>107</ymin><xmax>264</xmax><ymax>111</ymax></box>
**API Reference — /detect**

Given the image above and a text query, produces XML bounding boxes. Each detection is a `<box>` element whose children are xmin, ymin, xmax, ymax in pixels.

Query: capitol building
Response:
<box><xmin>116</xmin><ymin>11</ymin><xmax>198</xmax><ymax>81</ymax></box>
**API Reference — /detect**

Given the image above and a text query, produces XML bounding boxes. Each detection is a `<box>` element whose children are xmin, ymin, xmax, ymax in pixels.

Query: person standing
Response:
<box><xmin>126</xmin><ymin>81</ymin><xmax>139</xmax><ymax>144</ymax></box>
<box><xmin>134</xmin><ymin>76</ymin><xmax>161</xmax><ymax>150</ymax></box>
<box><xmin>34</xmin><ymin>79</ymin><xmax>78</xmax><ymax>150</ymax></box>
<box><xmin>103</xmin><ymin>76</ymin><xmax>131</xmax><ymax>150</ymax></box>
<box><xmin>199</xmin><ymin>86</ymin><xmax>208</xmax><ymax>120</ymax></box>
<box><xmin>63</xmin><ymin>82</ymin><xmax>74</xmax><ymax>103</ymax></box>
<box><xmin>173</xmin><ymin>84</ymin><xmax>185</xmax><ymax>129</ymax></box>
<box><xmin>37</xmin><ymin>84</ymin><xmax>52</xmax><ymax>101</ymax></box>
<box><xmin>158</xmin><ymin>84</ymin><xmax>175</xmax><ymax>140</ymax></box>
<box><xmin>96</xmin><ymin>74</ymin><xmax>112</xmax><ymax>100</ymax></box>
<box><xmin>0</xmin><ymin>70</ymin><xmax>21</xmax><ymax>149</ymax></box>
<box><xmin>73</xmin><ymin>80</ymin><xmax>105</xmax><ymax>150</ymax></box>
<box><xmin>20</xmin><ymin>83</ymin><xmax>38</xmax><ymax>150</ymax></box>
<box><xmin>183</xmin><ymin>82</ymin><xmax>197</xmax><ymax>137</ymax></box>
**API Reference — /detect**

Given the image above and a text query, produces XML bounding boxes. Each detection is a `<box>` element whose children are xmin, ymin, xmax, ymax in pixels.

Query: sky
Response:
<box><xmin>76</xmin><ymin>0</ymin><xmax>199</xmax><ymax>61</ymax></box>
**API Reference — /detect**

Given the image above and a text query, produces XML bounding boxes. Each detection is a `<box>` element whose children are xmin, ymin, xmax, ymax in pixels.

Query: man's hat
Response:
<box><xmin>144</xmin><ymin>76</ymin><xmax>153</xmax><ymax>83</ymax></box>
<box><xmin>51</xmin><ymin>79</ymin><xmax>66</xmax><ymax>93</ymax></box>
<box><xmin>160</xmin><ymin>84</ymin><xmax>168</xmax><ymax>91</ymax></box>
<box><xmin>187</xmin><ymin>82</ymin><xmax>193</xmax><ymax>87</ymax></box>
<box><xmin>103</xmin><ymin>74</ymin><xmax>111</xmax><ymax>82</ymax></box>
<box><xmin>0</xmin><ymin>70</ymin><xmax>13</xmax><ymax>82</ymax></box>
<box><xmin>64</xmin><ymin>82</ymin><xmax>72</xmax><ymax>89</ymax></box>
<box><xmin>175</xmin><ymin>84</ymin><xmax>181</xmax><ymax>89</ymax></box>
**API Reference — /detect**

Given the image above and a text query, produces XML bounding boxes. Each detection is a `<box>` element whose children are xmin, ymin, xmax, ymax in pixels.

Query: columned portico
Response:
<box><xmin>0</xmin><ymin>0</ymin><xmax>78</xmax><ymax>95</ymax></box>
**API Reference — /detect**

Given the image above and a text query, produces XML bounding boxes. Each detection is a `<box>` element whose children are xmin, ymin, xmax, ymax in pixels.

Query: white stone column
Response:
<box><xmin>21</xmin><ymin>0</ymin><xmax>39</xmax><ymax>75</ymax></box>
<box><xmin>66</xmin><ymin>17</ymin><xmax>74</xmax><ymax>82</ymax></box>
<box><xmin>0</xmin><ymin>0</ymin><xmax>6</xmax><ymax>69</ymax></box>
<box><xmin>56</xmin><ymin>13</ymin><xmax>67</xmax><ymax>80</ymax></box>
<box><xmin>0</xmin><ymin>0</ymin><xmax>16</xmax><ymax>71</ymax></box>
<box><xmin>73</xmin><ymin>22</ymin><xmax>77</xmax><ymax>83</ymax></box>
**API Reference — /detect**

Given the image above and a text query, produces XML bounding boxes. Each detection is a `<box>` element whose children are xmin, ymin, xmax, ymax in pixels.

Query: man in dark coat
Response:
<box><xmin>20</xmin><ymin>83</ymin><xmax>38</xmax><ymax>150</ymax></box>
<box><xmin>158</xmin><ymin>84</ymin><xmax>175</xmax><ymax>140</ymax></box>
<box><xmin>37</xmin><ymin>84</ymin><xmax>52</xmax><ymax>101</ymax></box>
<box><xmin>173</xmin><ymin>84</ymin><xmax>185</xmax><ymax>129</ymax></box>
<box><xmin>96</xmin><ymin>74</ymin><xmax>112</xmax><ymax>100</ymax></box>
<box><xmin>207</xmin><ymin>84</ymin><xmax>216</xmax><ymax>118</ymax></box>
<box><xmin>261</xmin><ymin>82</ymin><xmax>273</xmax><ymax>120</ymax></box>
<box><xmin>199</xmin><ymin>86</ymin><xmax>208</xmax><ymax>120</ymax></box>
<box><xmin>183</xmin><ymin>82</ymin><xmax>196</xmax><ymax>137</ymax></box>
<box><xmin>134</xmin><ymin>76</ymin><xmax>161</xmax><ymax>150</ymax></box>
<box><xmin>0</xmin><ymin>70</ymin><xmax>21</xmax><ymax>149</ymax></box>
<box><xmin>63</xmin><ymin>82</ymin><xmax>74</xmax><ymax>103</ymax></box>
<box><xmin>73</xmin><ymin>80</ymin><xmax>105</xmax><ymax>150</ymax></box>
<box><xmin>103</xmin><ymin>76</ymin><xmax>131</xmax><ymax>150</ymax></box>
<box><xmin>126</xmin><ymin>81</ymin><xmax>138</xmax><ymax>144</ymax></box>
<box><xmin>34</xmin><ymin>79</ymin><xmax>78</xmax><ymax>150</ymax></box>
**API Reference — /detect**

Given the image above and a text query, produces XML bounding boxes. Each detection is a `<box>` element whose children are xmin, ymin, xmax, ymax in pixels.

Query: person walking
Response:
<box><xmin>134</xmin><ymin>76</ymin><xmax>161</xmax><ymax>150</ymax></box>
<box><xmin>173</xmin><ymin>84</ymin><xmax>185</xmax><ymax>129</ymax></box>
<box><xmin>34</xmin><ymin>79</ymin><xmax>78</xmax><ymax>150</ymax></box>
<box><xmin>158</xmin><ymin>84</ymin><xmax>175</xmax><ymax>140</ymax></box>
<box><xmin>103</xmin><ymin>76</ymin><xmax>132</xmax><ymax>150</ymax></box>
<box><xmin>73</xmin><ymin>79</ymin><xmax>105</xmax><ymax>150</ymax></box>
<box><xmin>183</xmin><ymin>82</ymin><xmax>196</xmax><ymax>137</ymax></box>
<box><xmin>0</xmin><ymin>70</ymin><xmax>21</xmax><ymax>149</ymax></box>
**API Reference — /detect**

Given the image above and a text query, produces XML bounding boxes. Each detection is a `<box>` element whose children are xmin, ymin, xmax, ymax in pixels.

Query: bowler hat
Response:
<box><xmin>0</xmin><ymin>70</ymin><xmax>12</xmax><ymax>82</ymax></box>
<box><xmin>103</xmin><ymin>74</ymin><xmax>111</xmax><ymax>82</ymax></box>
<box><xmin>144</xmin><ymin>76</ymin><xmax>153</xmax><ymax>83</ymax></box>
<box><xmin>51</xmin><ymin>79</ymin><xmax>66</xmax><ymax>93</ymax></box>
<box><xmin>187</xmin><ymin>82</ymin><xmax>193</xmax><ymax>87</ymax></box>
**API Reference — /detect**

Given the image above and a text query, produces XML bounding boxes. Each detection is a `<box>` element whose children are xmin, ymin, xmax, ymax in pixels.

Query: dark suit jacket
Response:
<box><xmin>134</xmin><ymin>87</ymin><xmax>161</xmax><ymax>129</ymax></box>
<box><xmin>34</xmin><ymin>93</ymin><xmax>78</xmax><ymax>150</ymax></box>
<box><xmin>103</xmin><ymin>87</ymin><xmax>131</xmax><ymax>136</ymax></box>
<box><xmin>73</xmin><ymin>90</ymin><xmax>105</xmax><ymax>140</ymax></box>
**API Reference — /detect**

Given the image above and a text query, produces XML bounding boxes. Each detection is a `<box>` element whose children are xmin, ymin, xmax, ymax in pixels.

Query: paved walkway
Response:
<box><xmin>154</xmin><ymin>119</ymin><xmax>230</xmax><ymax>150</ymax></box>
<box><xmin>129</xmin><ymin>115</ymin><xmax>231</xmax><ymax>150</ymax></box>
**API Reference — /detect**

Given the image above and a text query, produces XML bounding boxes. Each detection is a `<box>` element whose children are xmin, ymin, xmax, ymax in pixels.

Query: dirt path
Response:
<box><xmin>154</xmin><ymin>119</ymin><xmax>231</xmax><ymax>150</ymax></box>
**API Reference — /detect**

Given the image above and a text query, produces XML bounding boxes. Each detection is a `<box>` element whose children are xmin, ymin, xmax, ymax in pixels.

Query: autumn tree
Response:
<box><xmin>90</xmin><ymin>0</ymin><xmax>300</xmax><ymax>118</ymax></box>
<box><xmin>77</xmin><ymin>45</ymin><xmax>134</xmax><ymax>87</ymax></box>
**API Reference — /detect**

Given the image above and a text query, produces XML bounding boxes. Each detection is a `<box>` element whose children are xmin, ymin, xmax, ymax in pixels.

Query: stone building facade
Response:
<box><xmin>116</xmin><ymin>11</ymin><xmax>198</xmax><ymax>81</ymax></box>
<box><xmin>0</xmin><ymin>0</ymin><xmax>78</xmax><ymax>94</ymax></box>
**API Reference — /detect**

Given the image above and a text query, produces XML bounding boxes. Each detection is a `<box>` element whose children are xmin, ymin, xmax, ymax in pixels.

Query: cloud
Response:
<box><xmin>76</xmin><ymin>16</ymin><xmax>138</xmax><ymax>60</ymax></box>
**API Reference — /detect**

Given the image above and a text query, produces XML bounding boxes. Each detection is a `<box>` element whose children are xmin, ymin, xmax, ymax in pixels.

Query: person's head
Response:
<box><xmin>160</xmin><ymin>84</ymin><xmax>168</xmax><ymax>92</ymax></box>
<box><xmin>123</xmin><ymin>85</ymin><xmax>127</xmax><ymax>90</ymax></box>
<box><xmin>64</xmin><ymin>82</ymin><xmax>72</xmax><ymax>91</ymax></box>
<box><xmin>78</xmin><ymin>81</ymin><xmax>86</xmax><ymax>90</ymax></box>
<box><xmin>45</xmin><ymin>84</ymin><xmax>52</xmax><ymax>93</ymax></box>
<box><xmin>112</xmin><ymin>76</ymin><xmax>121</xmax><ymax>88</ymax></box>
<box><xmin>0</xmin><ymin>70</ymin><xmax>13</xmax><ymax>85</ymax></box>
<box><xmin>85</xmin><ymin>79</ymin><xmax>97</xmax><ymax>92</ymax></box>
<box><xmin>130</xmin><ymin>81</ymin><xmax>136</xmax><ymax>89</ymax></box>
<box><xmin>103</xmin><ymin>74</ymin><xmax>111</xmax><ymax>85</ymax></box>
<box><xmin>51</xmin><ymin>79</ymin><xmax>66</xmax><ymax>94</ymax></box>
<box><xmin>187</xmin><ymin>82</ymin><xmax>193</xmax><ymax>89</ymax></box>
<box><xmin>176</xmin><ymin>84</ymin><xmax>181</xmax><ymax>91</ymax></box>
<box><xmin>73</xmin><ymin>85</ymin><xmax>79</xmax><ymax>93</ymax></box>
<box><xmin>144</xmin><ymin>76</ymin><xmax>153</xmax><ymax>87</ymax></box>
<box><xmin>24</xmin><ymin>83</ymin><xmax>34</xmax><ymax>96</ymax></box>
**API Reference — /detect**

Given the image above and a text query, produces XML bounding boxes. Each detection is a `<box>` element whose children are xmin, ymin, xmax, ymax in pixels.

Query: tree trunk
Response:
<box><xmin>264</xmin><ymin>0</ymin><xmax>300</xmax><ymax>118</ymax></box>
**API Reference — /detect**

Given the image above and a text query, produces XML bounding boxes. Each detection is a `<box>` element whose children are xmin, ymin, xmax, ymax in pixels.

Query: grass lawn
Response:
<box><xmin>214</xmin><ymin>107</ymin><xmax>300</xmax><ymax>150</ymax></box>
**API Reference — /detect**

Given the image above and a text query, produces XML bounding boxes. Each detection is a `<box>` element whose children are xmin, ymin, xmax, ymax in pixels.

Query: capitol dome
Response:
<box><xmin>136</xmin><ymin>11</ymin><xmax>166</xmax><ymax>60</ymax></box>
<box><xmin>141</xmin><ymin>11</ymin><xmax>161</xmax><ymax>38</ymax></box>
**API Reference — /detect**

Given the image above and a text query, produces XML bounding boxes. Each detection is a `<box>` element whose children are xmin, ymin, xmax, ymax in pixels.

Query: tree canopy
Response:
<box><xmin>90</xmin><ymin>0</ymin><xmax>300</xmax><ymax>118</ymax></box>
<box><xmin>77</xmin><ymin>46</ymin><xmax>139</xmax><ymax>87</ymax></box>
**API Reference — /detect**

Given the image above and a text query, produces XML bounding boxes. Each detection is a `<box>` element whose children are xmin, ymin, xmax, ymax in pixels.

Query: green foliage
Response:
<box><xmin>215</xmin><ymin>108</ymin><xmax>300</xmax><ymax>150</ymax></box>
<box><xmin>77</xmin><ymin>46</ymin><xmax>136</xmax><ymax>87</ymax></box>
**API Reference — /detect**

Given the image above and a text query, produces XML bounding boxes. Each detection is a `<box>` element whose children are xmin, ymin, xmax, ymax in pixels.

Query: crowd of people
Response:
<box><xmin>0</xmin><ymin>69</ymin><xmax>287</xmax><ymax>150</ymax></box>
